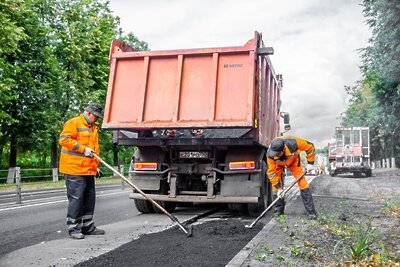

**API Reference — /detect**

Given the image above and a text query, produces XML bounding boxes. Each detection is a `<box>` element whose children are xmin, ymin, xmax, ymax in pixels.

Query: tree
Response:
<box><xmin>360</xmin><ymin>0</ymin><xmax>400</xmax><ymax>165</ymax></box>
<box><xmin>119</xmin><ymin>32</ymin><xmax>149</xmax><ymax>51</ymax></box>
<box><xmin>0</xmin><ymin>0</ymin><xmax>62</xmax><ymax>168</ymax></box>
<box><xmin>0</xmin><ymin>0</ymin><xmax>149</xmax><ymax>172</ymax></box>
<box><xmin>343</xmin><ymin>1</ymin><xmax>400</xmax><ymax>165</ymax></box>
<box><xmin>41</xmin><ymin>0</ymin><xmax>149</xmax><ymax>170</ymax></box>
<box><xmin>0</xmin><ymin>0</ymin><xmax>29</xmax><ymax>166</ymax></box>
<box><xmin>362</xmin><ymin>0</ymin><xmax>400</xmax><ymax>82</ymax></box>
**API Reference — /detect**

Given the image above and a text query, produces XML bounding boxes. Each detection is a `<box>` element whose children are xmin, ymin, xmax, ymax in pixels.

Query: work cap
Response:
<box><xmin>267</xmin><ymin>138</ymin><xmax>284</xmax><ymax>158</ymax></box>
<box><xmin>85</xmin><ymin>102</ymin><xmax>103</xmax><ymax>118</ymax></box>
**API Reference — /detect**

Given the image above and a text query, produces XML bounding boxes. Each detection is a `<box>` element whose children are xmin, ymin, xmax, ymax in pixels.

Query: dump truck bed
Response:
<box><xmin>103</xmin><ymin>32</ymin><xmax>282</xmax><ymax>148</ymax></box>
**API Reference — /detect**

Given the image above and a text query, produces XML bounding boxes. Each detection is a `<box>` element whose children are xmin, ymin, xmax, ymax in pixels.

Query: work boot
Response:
<box><xmin>69</xmin><ymin>231</ymin><xmax>84</xmax><ymax>239</ymax></box>
<box><xmin>306</xmin><ymin>211</ymin><xmax>317</xmax><ymax>220</ymax></box>
<box><xmin>85</xmin><ymin>228</ymin><xmax>105</xmax><ymax>235</ymax></box>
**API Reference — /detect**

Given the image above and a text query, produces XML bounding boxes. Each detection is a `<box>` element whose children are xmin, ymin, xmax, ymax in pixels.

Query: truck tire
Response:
<box><xmin>247</xmin><ymin>162</ymin><xmax>270</xmax><ymax>217</ymax></box>
<box><xmin>134</xmin><ymin>198</ymin><xmax>155</xmax><ymax>214</ymax></box>
<box><xmin>152</xmin><ymin>181</ymin><xmax>176</xmax><ymax>213</ymax></box>
<box><xmin>366</xmin><ymin>169</ymin><xmax>372</xmax><ymax>177</ymax></box>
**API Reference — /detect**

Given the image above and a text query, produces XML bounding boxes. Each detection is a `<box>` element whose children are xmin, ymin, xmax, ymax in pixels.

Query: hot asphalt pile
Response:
<box><xmin>74</xmin><ymin>219</ymin><xmax>263</xmax><ymax>267</ymax></box>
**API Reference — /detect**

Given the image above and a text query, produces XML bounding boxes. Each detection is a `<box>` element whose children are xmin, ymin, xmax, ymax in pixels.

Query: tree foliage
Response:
<box><xmin>0</xmin><ymin>0</ymin><xmax>148</xmax><ymax>169</ymax></box>
<box><xmin>342</xmin><ymin>0</ymin><xmax>400</xmax><ymax>165</ymax></box>
<box><xmin>362</xmin><ymin>0</ymin><xmax>400</xmax><ymax>82</ymax></box>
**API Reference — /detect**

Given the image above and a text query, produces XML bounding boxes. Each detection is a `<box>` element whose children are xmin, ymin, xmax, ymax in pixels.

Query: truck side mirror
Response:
<box><xmin>283</xmin><ymin>113</ymin><xmax>290</xmax><ymax>124</ymax></box>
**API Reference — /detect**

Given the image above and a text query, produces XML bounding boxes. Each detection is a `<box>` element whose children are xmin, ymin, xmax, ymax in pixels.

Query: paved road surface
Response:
<box><xmin>0</xmin><ymin>185</ymin><xmax>137</xmax><ymax>257</ymax></box>
<box><xmin>0</xmin><ymin>184</ymin><xmax>215</xmax><ymax>266</ymax></box>
<box><xmin>0</xmin><ymin>175</ymin><xmax>312</xmax><ymax>266</ymax></box>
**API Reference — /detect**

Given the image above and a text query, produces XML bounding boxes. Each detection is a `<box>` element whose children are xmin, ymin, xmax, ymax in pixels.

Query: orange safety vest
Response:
<box><xmin>59</xmin><ymin>114</ymin><xmax>100</xmax><ymax>176</ymax></box>
<box><xmin>266</xmin><ymin>136</ymin><xmax>315</xmax><ymax>191</ymax></box>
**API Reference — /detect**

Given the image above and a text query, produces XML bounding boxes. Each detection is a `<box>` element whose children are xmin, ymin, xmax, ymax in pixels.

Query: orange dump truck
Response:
<box><xmin>103</xmin><ymin>32</ymin><xmax>287</xmax><ymax>215</ymax></box>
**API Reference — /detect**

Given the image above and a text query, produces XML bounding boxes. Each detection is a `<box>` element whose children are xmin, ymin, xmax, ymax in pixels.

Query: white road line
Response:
<box><xmin>0</xmin><ymin>190</ymin><xmax>128</xmax><ymax>212</ymax></box>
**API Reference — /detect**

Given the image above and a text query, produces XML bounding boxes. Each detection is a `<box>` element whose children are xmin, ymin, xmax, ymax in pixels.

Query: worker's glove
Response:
<box><xmin>306</xmin><ymin>163</ymin><xmax>315</xmax><ymax>174</ymax></box>
<box><xmin>84</xmin><ymin>147</ymin><xmax>93</xmax><ymax>157</ymax></box>
<box><xmin>277</xmin><ymin>188</ymin><xmax>284</xmax><ymax>199</ymax></box>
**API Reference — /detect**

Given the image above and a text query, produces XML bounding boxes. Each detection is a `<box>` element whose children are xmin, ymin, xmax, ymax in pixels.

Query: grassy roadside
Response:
<box><xmin>253</xmin><ymin>199</ymin><xmax>400</xmax><ymax>266</ymax></box>
<box><xmin>0</xmin><ymin>176</ymin><xmax>122</xmax><ymax>192</ymax></box>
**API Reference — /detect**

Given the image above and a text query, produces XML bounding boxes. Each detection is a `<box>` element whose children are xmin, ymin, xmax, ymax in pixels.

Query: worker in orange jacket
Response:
<box><xmin>266</xmin><ymin>136</ymin><xmax>317</xmax><ymax>219</ymax></box>
<box><xmin>59</xmin><ymin>103</ymin><xmax>105</xmax><ymax>239</ymax></box>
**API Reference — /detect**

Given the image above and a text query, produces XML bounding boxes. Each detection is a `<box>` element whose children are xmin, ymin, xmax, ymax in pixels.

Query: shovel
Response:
<box><xmin>245</xmin><ymin>171</ymin><xmax>306</xmax><ymax>229</ymax></box>
<box><xmin>93</xmin><ymin>153</ymin><xmax>193</xmax><ymax>237</ymax></box>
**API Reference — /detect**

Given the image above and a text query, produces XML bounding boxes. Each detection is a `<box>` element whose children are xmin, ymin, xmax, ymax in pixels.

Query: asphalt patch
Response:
<box><xmin>74</xmin><ymin>219</ymin><xmax>263</xmax><ymax>267</ymax></box>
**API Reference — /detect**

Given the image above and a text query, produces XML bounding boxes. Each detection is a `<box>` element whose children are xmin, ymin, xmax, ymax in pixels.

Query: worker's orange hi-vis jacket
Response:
<box><xmin>266</xmin><ymin>136</ymin><xmax>315</xmax><ymax>191</ymax></box>
<box><xmin>59</xmin><ymin>114</ymin><xmax>100</xmax><ymax>176</ymax></box>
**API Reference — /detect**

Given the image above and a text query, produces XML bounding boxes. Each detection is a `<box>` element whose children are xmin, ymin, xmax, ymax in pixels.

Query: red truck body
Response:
<box><xmin>103</xmin><ymin>32</ymin><xmax>285</xmax><ymax>215</ymax></box>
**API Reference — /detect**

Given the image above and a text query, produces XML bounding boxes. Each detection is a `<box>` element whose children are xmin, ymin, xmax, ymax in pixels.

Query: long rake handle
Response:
<box><xmin>93</xmin><ymin>154</ymin><xmax>190</xmax><ymax>235</ymax></box>
<box><xmin>247</xmin><ymin>171</ymin><xmax>306</xmax><ymax>228</ymax></box>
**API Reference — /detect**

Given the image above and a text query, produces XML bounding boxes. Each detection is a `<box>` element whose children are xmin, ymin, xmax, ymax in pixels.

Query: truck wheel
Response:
<box><xmin>152</xmin><ymin>181</ymin><xmax>176</xmax><ymax>213</ymax></box>
<box><xmin>247</xmin><ymin>162</ymin><xmax>269</xmax><ymax>217</ymax></box>
<box><xmin>134</xmin><ymin>197</ymin><xmax>155</xmax><ymax>214</ymax></box>
<box><xmin>366</xmin><ymin>169</ymin><xmax>372</xmax><ymax>177</ymax></box>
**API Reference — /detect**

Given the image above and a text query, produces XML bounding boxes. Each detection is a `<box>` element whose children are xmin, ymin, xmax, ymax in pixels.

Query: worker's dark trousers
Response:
<box><xmin>274</xmin><ymin>188</ymin><xmax>316</xmax><ymax>214</ymax></box>
<box><xmin>65</xmin><ymin>175</ymin><xmax>96</xmax><ymax>234</ymax></box>
<box><xmin>300</xmin><ymin>188</ymin><xmax>316</xmax><ymax>214</ymax></box>
<box><xmin>274</xmin><ymin>196</ymin><xmax>285</xmax><ymax>214</ymax></box>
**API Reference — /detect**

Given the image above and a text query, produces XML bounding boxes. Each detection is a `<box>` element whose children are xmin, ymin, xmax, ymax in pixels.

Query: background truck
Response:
<box><xmin>328</xmin><ymin>126</ymin><xmax>372</xmax><ymax>177</ymax></box>
<box><xmin>102</xmin><ymin>31</ymin><xmax>288</xmax><ymax>216</ymax></box>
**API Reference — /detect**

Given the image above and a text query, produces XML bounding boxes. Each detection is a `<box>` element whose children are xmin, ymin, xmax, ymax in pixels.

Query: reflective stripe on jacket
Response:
<box><xmin>59</xmin><ymin>114</ymin><xmax>100</xmax><ymax>175</ymax></box>
<box><xmin>266</xmin><ymin>136</ymin><xmax>315</xmax><ymax>190</ymax></box>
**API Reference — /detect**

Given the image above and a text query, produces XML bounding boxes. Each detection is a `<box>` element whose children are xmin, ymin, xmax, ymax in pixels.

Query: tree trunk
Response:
<box><xmin>113</xmin><ymin>143</ymin><xmax>119</xmax><ymax>166</ymax></box>
<box><xmin>0</xmin><ymin>141</ymin><xmax>4</xmax><ymax>167</ymax></box>
<box><xmin>9</xmin><ymin>133</ymin><xmax>17</xmax><ymax>167</ymax></box>
<box><xmin>390</xmin><ymin>133</ymin><xmax>395</xmax><ymax>159</ymax></box>
<box><xmin>50</xmin><ymin>135</ymin><xmax>58</xmax><ymax>168</ymax></box>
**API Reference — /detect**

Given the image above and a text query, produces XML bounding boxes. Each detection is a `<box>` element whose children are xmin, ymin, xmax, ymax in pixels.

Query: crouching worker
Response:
<box><xmin>59</xmin><ymin>103</ymin><xmax>105</xmax><ymax>239</ymax></box>
<box><xmin>266</xmin><ymin>136</ymin><xmax>317</xmax><ymax>219</ymax></box>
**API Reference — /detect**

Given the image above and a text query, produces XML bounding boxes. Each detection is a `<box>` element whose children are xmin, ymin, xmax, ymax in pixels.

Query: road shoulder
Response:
<box><xmin>228</xmin><ymin>170</ymin><xmax>400</xmax><ymax>266</ymax></box>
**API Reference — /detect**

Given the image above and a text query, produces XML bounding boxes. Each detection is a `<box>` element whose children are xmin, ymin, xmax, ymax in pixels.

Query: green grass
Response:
<box><xmin>383</xmin><ymin>200</ymin><xmax>400</xmax><ymax>219</ymax></box>
<box><xmin>0</xmin><ymin>176</ymin><xmax>122</xmax><ymax>192</ymax></box>
<box><xmin>348</xmin><ymin>222</ymin><xmax>374</xmax><ymax>262</ymax></box>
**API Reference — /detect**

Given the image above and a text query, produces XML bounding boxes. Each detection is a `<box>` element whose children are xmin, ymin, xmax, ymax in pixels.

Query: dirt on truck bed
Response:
<box><xmin>76</xmin><ymin>169</ymin><xmax>400</xmax><ymax>266</ymax></box>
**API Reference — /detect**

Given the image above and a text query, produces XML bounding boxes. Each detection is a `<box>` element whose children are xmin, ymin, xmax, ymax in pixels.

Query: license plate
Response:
<box><xmin>179</xmin><ymin>151</ymin><xmax>208</xmax><ymax>158</ymax></box>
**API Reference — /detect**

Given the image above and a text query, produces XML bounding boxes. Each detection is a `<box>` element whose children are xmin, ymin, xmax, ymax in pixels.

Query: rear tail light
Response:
<box><xmin>133</xmin><ymin>162</ymin><xmax>157</xmax><ymax>171</ymax></box>
<box><xmin>229</xmin><ymin>161</ymin><xmax>255</xmax><ymax>170</ymax></box>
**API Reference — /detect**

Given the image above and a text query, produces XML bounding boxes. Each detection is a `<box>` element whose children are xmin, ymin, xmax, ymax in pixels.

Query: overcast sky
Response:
<box><xmin>108</xmin><ymin>0</ymin><xmax>371</xmax><ymax>148</ymax></box>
